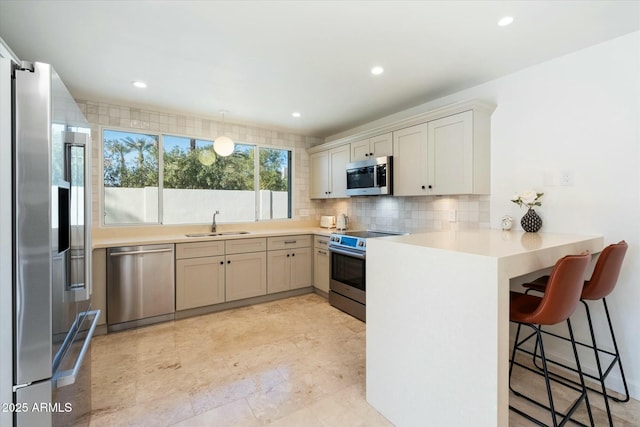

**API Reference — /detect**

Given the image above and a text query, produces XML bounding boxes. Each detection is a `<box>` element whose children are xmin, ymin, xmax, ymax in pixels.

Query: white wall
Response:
<box><xmin>331</xmin><ymin>31</ymin><xmax>640</xmax><ymax>398</ymax></box>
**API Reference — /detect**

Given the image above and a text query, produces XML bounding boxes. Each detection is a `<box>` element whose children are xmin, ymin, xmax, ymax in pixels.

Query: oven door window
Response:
<box><xmin>331</xmin><ymin>251</ymin><xmax>365</xmax><ymax>291</ymax></box>
<box><xmin>346</xmin><ymin>166</ymin><xmax>374</xmax><ymax>190</ymax></box>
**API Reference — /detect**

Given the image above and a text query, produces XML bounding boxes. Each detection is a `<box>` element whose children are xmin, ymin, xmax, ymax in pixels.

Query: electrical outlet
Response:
<box><xmin>560</xmin><ymin>171</ymin><xmax>574</xmax><ymax>186</ymax></box>
<box><xmin>448</xmin><ymin>209</ymin><xmax>457</xmax><ymax>222</ymax></box>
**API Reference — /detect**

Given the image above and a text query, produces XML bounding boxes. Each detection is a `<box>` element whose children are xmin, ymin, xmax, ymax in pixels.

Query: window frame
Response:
<box><xmin>99</xmin><ymin>125</ymin><xmax>295</xmax><ymax>227</ymax></box>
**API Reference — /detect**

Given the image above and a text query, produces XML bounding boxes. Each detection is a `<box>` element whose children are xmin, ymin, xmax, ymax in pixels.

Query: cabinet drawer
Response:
<box><xmin>314</xmin><ymin>235</ymin><xmax>330</xmax><ymax>249</ymax></box>
<box><xmin>267</xmin><ymin>235</ymin><xmax>312</xmax><ymax>250</ymax></box>
<box><xmin>225</xmin><ymin>238</ymin><xmax>267</xmax><ymax>254</ymax></box>
<box><xmin>176</xmin><ymin>241</ymin><xmax>225</xmax><ymax>259</ymax></box>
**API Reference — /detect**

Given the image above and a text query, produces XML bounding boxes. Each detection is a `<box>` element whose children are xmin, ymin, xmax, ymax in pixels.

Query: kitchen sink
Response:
<box><xmin>185</xmin><ymin>231</ymin><xmax>250</xmax><ymax>237</ymax></box>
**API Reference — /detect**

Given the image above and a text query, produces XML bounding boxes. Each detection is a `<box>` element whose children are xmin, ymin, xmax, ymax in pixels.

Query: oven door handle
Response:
<box><xmin>329</xmin><ymin>246</ymin><xmax>366</xmax><ymax>259</ymax></box>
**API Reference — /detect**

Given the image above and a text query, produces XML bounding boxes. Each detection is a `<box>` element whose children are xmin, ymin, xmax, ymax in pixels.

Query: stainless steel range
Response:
<box><xmin>328</xmin><ymin>230</ymin><xmax>403</xmax><ymax>321</ymax></box>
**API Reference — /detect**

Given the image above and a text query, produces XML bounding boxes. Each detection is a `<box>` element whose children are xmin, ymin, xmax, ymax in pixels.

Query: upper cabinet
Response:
<box><xmin>393</xmin><ymin>123</ymin><xmax>429</xmax><ymax>196</ymax></box>
<box><xmin>309</xmin><ymin>100</ymin><xmax>494</xmax><ymax>199</ymax></box>
<box><xmin>393</xmin><ymin>110</ymin><xmax>490</xmax><ymax>196</ymax></box>
<box><xmin>350</xmin><ymin>132</ymin><xmax>393</xmax><ymax>162</ymax></box>
<box><xmin>309</xmin><ymin>145</ymin><xmax>350</xmax><ymax>199</ymax></box>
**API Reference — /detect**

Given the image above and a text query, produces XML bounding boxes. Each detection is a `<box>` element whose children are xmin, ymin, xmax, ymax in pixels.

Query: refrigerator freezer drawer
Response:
<box><xmin>107</xmin><ymin>245</ymin><xmax>175</xmax><ymax>330</ymax></box>
<box><xmin>15</xmin><ymin>380</ymin><xmax>52</xmax><ymax>427</ymax></box>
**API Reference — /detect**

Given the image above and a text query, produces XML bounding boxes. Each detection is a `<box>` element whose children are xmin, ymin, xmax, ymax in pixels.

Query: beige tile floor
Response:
<box><xmin>89</xmin><ymin>293</ymin><xmax>639</xmax><ymax>426</ymax></box>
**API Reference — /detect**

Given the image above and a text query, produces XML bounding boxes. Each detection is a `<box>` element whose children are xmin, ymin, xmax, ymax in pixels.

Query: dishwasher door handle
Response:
<box><xmin>109</xmin><ymin>248</ymin><xmax>173</xmax><ymax>257</ymax></box>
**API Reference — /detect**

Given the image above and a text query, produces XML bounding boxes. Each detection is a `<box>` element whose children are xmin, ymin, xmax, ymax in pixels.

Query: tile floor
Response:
<box><xmin>89</xmin><ymin>293</ymin><xmax>639</xmax><ymax>426</ymax></box>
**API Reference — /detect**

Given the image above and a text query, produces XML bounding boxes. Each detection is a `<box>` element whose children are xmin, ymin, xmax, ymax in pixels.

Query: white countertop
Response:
<box><xmin>365</xmin><ymin>228</ymin><xmax>604</xmax><ymax>427</ymax></box>
<box><xmin>92</xmin><ymin>224</ymin><xmax>334</xmax><ymax>249</ymax></box>
<box><xmin>374</xmin><ymin>229</ymin><xmax>603</xmax><ymax>258</ymax></box>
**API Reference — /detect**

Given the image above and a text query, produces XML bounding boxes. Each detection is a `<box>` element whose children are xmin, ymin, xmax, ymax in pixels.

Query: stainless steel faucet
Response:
<box><xmin>212</xmin><ymin>210</ymin><xmax>220</xmax><ymax>232</ymax></box>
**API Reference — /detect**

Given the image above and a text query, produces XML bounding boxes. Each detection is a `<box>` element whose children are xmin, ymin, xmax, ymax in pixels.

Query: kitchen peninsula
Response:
<box><xmin>365</xmin><ymin>229</ymin><xmax>603</xmax><ymax>427</ymax></box>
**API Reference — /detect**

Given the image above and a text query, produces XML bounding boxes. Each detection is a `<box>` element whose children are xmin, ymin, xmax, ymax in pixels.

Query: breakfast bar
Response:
<box><xmin>365</xmin><ymin>230</ymin><xmax>603</xmax><ymax>427</ymax></box>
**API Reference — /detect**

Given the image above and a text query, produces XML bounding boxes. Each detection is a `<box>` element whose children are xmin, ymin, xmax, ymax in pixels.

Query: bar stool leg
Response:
<box><xmin>567</xmin><ymin>318</ymin><xmax>595</xmax><ymax>427</ymax></box>
<box><xmin>583</xmin><ymin>300</ymin><xmax>614</xmax><ymax>427</ymax></box>
<box><xmin>601</xmin><ymin>298</ymin><xmax>631</xmax><ymax>403</ymax></box>
<box><xmin>509</xmin><ymin>320</ymin><xmax>595</xmax><ymax>427</ymax></box>
<box><xmin>509</xmin><ymin>323</ymin><xmax>560</xmax><ymax>426</ymax></box>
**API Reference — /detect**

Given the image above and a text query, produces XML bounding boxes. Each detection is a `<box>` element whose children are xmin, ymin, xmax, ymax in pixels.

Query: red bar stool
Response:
<box><xmin>523</xmin><ymin>241</ymin><xmax>629</xmax><ymax>427</ymax></box>
<box><xmin>509</xmin><ymin>253</ymin><xmax>594</xmax><ymax>427</ymax></box>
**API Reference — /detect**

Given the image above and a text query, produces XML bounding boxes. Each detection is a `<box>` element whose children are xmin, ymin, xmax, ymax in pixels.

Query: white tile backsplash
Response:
<box><xmin>310</xmin><ymin>194</ymin><xmax>490</xmax><ymax>234</ymax></box>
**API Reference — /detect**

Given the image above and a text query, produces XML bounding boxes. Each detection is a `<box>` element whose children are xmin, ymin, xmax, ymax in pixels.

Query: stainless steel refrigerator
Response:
<box><xmin>5</xmin><ymin>58</ymin><xmax>99</xmax><ymax>427</ymax></box>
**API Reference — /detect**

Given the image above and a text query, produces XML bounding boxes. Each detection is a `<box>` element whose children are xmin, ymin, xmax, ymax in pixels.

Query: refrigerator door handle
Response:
<box><xmin>53</xmin><ymin>309</ymin><xmax>100</xmax><ymax>388</ymax></box>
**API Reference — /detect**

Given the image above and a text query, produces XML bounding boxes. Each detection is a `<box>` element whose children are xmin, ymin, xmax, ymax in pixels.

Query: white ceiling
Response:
<box><xmin>1</xmin><ymin>1</ymin><xmax>638</xmax><ymax>137</ymax></box>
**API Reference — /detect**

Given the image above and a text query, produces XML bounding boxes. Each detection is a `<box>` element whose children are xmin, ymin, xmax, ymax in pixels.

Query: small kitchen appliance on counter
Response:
<box><xmin>320</xmin><ymin>215</ymin><xmax>336</xmax><ymax>228</ymax></box>
<box><xmin>336</xmin><ymin>213</ymin><xmax>348</xmax><ymax>231</ymax></box>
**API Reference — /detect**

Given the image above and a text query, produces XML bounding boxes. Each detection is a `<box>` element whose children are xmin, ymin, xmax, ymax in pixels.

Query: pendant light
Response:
<box><xmin>214</xmin><ymin>110</ymin><xmax>234</xmax><ymax>156</ymax></box>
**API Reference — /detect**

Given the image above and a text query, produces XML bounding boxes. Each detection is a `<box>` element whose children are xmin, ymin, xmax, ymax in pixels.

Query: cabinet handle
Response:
<box><xmin>286</xmin><ymin>254</ymin><xmax>290</xmax><ymax>257</ymax></box>
<box><xmin>369</xmin><ymin>152</ymin><xmax>373</xmax><ymax>156</ymax></box>
<box><xmin>292</xmin><ymin>253</ymin><xmax>295</xmax><ymax>257</ymax></box>
<box><xmin>318</xmin><ymin>250</ymin><xmax>327</xmax><ymax>255</ymax></box>
<box><xmin>220</xmin><ymin>261</ymin><xmax>224</xmax><ymax>265</ymax></box>
<box><xmin>227</xmin><ymin>260</ymin><xmax>231</xmax><ymax>264</ymax></box>
<box><xmin>428</xmin><ymin>185</ymin><xmax>432</xmax><ymax>189</ymax></box>
<box><xmin>365</xmin><ymin>153</ymin><xmax>369</xmax><ymax>157</ymax></box>
<box><xmin>284</xmin><ymin>240</ymin><xmax>297</xmax><ymax>244</ymax></box>
<box><xmin>421</xmin><ymin>185</ymin><xmax>425</xmax><ymax>190</ymax></box>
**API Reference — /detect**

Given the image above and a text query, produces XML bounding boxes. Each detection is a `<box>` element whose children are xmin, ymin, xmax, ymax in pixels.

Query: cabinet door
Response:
<box><xmin>309</xmin><ymin>151</ymin><xmax>329</xmax><ymax>199</ymax></box>
<box><xmin>328</xmin><ymin>145</ymin><xmax>350</xmax><ymax>198</ymax></box>
<box><xmin>393</xmin><ymin>124</ymin><xmax>429</xmax><ymax>196</ymax></box>
<box><xmin>369</xmin><ymin>132</ymin><xmax>393</xmax><ymax>158</ymax></box>
<box><xmin>350</xmin><ymin>139</ymin><xmax>371</xmax><ymax>162</ymax></box>
<box><xmin>176</xmin><ymin>256</ymin><xmax>225</xmax><ymax>310</ymax></box>
<box><xmin>226</xmin><ymin>252</ymin><xmax>267</xmax><ymax>301</ymax></box>
<box><xmin>267</xmin><ymin>249</ymin><xmax>290</xmax><ymax>294</ymax></box>
<box><xmin>314</xmin><ymin>247</ymin><xmax>330</xmax><ymax>293</ymax></box>
<box><xmin>290</xmin><ymin>247</ymin><xmax>312</xmax><ymax>290</ymax></box>
<box><xmin>428</xmin><ymin>111</ymin><xmax>473</xmax><ymax>195</ymax></box>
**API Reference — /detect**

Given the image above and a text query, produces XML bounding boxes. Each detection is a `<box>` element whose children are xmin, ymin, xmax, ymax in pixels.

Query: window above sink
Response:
<box><xmin>102</xmin><ymin>129</ymin><xmax>292</xmax><ymax>226</ymax></box>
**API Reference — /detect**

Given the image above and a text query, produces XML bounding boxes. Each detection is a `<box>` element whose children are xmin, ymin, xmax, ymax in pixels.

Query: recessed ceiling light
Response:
<box><xmin>132</xmin><ymin>81</ymin><xmax>147</xmax><ymax>88</ymax></box>
<box><xmin>498</xmin><ymin>16</ymin><xmax>514</xmax><ymax>27</ymax></box>
<box><xmin>292</xmin><ymin>112</ymin><xmax>301</xmax><ymax>118</ymax></box>
<box><xmin>371</xmin><ymin>66</ymin><xmax>384</xmax><ymax>76</ymax></box>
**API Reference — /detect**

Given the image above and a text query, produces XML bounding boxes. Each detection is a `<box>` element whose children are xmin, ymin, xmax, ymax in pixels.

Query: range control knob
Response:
<box><xmin>358</xmin><ymin>241</ymin><xmax>365</xmax><ymax>247</ymax></box>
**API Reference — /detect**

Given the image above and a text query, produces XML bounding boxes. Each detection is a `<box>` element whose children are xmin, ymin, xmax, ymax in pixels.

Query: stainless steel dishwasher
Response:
<box><xmin>107</xmin><ymin>244</ymin><xmax>175</xmax><ymax>331</ymax></box>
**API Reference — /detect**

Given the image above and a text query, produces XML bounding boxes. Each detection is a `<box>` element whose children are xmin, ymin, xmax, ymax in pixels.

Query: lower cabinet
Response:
<box><xmin>225</xmin><ymin>251</ymin><xmax>267</xmax><ymax>301</ymax></box>
<box><xmin>176</xmin><ymin>255</ymin><xmax>225</xmax><ymax>310</ymax></box>
<box><xmin>267</xmin><ymin>235</ymin><xmax>312</xmax><ymax>294</ymax></box>
<box><xmin>267</xmin><ymin>247</ymin><xmax>312</xmax><ymax>294</ymax></box>
<box><xmin>313</xmin><ymin>236</ymin><xmax>330</xmax><ymax>293</ymax></box>
<box><xmin>175</xmin><ymin>241</ymin><xmax>226</xmax><ymax>311</ymax></box>
<box><xmin>175</xmin><ymin>238</ymin><xmax>267</xmax><ymax>309</ymax></box>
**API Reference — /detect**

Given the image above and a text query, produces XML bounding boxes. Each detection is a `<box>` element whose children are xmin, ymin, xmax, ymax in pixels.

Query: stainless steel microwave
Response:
<box><xmin>346</xmin><ymin>156</ymin><xmax>393</xmax><ymax>196</ymax></box>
